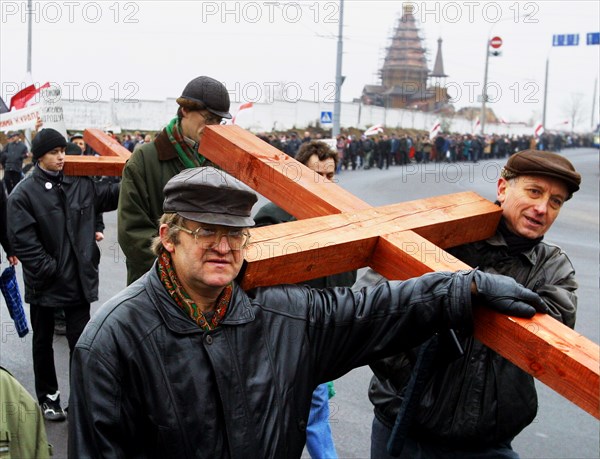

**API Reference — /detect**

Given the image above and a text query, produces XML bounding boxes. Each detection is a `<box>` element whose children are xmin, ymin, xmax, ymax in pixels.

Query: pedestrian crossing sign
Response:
<box><xmin>320</xmin><ymin>111</ymin><xmax>333</xmax><ymax>124</ymax></box>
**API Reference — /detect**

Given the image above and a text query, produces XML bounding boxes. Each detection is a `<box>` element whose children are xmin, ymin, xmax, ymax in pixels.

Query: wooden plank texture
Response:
<box><xmin>474</xmin><ymin>308</ymin><xmax>600</xmax><ymax>418</ymax></box>
<box><xmin>63</xmin><ymin>129</ymin><xmax>130</xmax><ymax>176</ymax></box>
<box><xmin>84</xmin><ymin>129</ymin><xmax>132</xmax><ymax>158</ymax></box>
<box><xmin>63</xmin><ymin>155</ymin><xmax>127</xmax><ymax>176</ymax></box>
<box><xmin>243</xmin><ymin>192</ymin><xmax>500</xmax><ymax>288</ymax></box>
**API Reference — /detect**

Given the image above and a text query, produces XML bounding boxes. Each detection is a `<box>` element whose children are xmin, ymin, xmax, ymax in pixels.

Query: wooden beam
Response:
<box><xmin>62</xmin><ymin>129</ymin><xmax>130</xmax><ymax>176</ymax></box>
<box><xmin>84</xmin><ymin>129</ymin><xmax>132</xmax><ymax>158</ymax></box>
<box><xmin>63</xmin><ymin>155</ymin><xmax>127</xmax><ymax>176</ymax></box>
<box><xmin>243</xmin><ymin>192</ymin><xmax>500</xmax><ymax>288</ymax></box>
<box><xmin>199</xmin><ymin>125</ymin><xmax>371</xmax><ymax>218</ymax></box>
<box><xmin>474</xmin><ymin>308</ymin><xmax>600</xmax><ymax>418</ymax></box>
<box><xmin>200</xmin><ymin>125</ymin><xmax>600</xmax><ymax>419</ymax></box>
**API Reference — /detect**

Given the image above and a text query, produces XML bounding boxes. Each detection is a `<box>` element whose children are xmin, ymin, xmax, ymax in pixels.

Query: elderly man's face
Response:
<box><xmin>161</xmin><ymin>220</ymin><xmax>246</xmax><ymax>294</ymax></box>
<box><xmin>497</xmin><ymin>174</ymin><xmax>568</xmax><ymax>239</ymax></box>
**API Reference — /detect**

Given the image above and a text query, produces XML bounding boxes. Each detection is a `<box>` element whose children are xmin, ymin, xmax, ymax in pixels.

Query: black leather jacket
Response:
<box><xmin>365</xmin><ymin>231</ymin><xmax>577</xmax><ymax>449</ymax></box>
<box><xmin>7</xmin><ymin>165</ymin><xmax>119</xmax><ymax>306</ymax></box>
<box><xmin>69</xmin><ymin>266</ymin><xmax>478</xmax><ymax>458</ymax></box>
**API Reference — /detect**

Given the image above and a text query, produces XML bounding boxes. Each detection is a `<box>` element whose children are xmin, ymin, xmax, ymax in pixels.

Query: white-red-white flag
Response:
<box><xmin>534</xmin><ymin>123</ymin><xmax>545</xmax><ymax>137</ymax></box>
<box><xmin>231</xmin><ymin>102</ymin><xmax>254</xmax><ymax>125</ymax></box>
<box><xmin>472</xmin><ymin>117</ymin><xmax>480</xmax><ymax>134</ymax></box>
<box><xmin>9</xmin><ymin>82</ymin><xmax>50</xmax><ymax>110</ymax></box>
<box><xmin>364</xmin><ymin>124</ymin><xmax>384</xmax><ymax>136</ymax></box>
<box><xmin>429</xmin><ymin>119</ymin><xmax>441</xmax><ymax>139</ymax></box>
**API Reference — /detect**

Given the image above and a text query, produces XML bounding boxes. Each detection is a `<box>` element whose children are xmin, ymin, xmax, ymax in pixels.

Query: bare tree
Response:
<box><xmin>562</xmin><ymin>93</ymin><xmax>587</xmax><ymax>132</ymax></box>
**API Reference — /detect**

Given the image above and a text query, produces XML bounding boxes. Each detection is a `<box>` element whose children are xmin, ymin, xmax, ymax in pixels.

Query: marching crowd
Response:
<box><xmin>0</xmin><ymin>74</ymin><xmax>588</xmax><ymax>459</ymax></box>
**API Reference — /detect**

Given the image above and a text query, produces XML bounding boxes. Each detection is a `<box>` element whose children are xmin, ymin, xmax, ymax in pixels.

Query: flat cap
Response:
<box><xmin>163</xmin><ymin>167</ymin><xmax>257</xmax><ymax>227</ymax></box>
<box><xmin>503</xmin><ymin>149</ymin><xmax>581</xmax><ymax>195</ymax></box>
<box><xmin>6</xmin><ymin>131</ymin><xmax>19</xmax><ymax>138</ymax></box>
<box><xmin>176</xmin><ymin>76</ymin><xmax>232</xmax><ymax>119</ymax></box>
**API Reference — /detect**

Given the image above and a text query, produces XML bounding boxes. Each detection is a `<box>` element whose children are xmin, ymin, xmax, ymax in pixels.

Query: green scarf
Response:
<box><xmin>158</xmin><ymin>250</ymin><xmax>231</xmax><ymax>330</ymax></box>
<box><xmin>165</xmin><ymin>117</ymin><xmax>207</xmax><ymax>169</ymax></box>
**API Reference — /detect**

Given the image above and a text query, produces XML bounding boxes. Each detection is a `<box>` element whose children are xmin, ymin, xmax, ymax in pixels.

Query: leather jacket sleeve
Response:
<box><xmin>7</xmin><ymin>190</ymin><xmax>57</xmax><ymax>282</ymax></box>
<box><xmin>289</xmin><ymin>270</ymin><xmax>476</xmax><ymax>384</ymax></box>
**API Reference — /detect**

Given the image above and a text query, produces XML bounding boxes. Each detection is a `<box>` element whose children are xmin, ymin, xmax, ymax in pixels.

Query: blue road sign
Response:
<box><xmin>320</xmin><ymin>111</ymin><xmax>333</xmax><ymax>124</ymax></box>
<box><xmin>587</xmin><ymin>32</ymin><xmax>600</xmax><ymax>45</ymax></box>
<box><xmin>552</xmin><ymin>34</ymin><xmax>580</xmax><ymax>46</ymax></box>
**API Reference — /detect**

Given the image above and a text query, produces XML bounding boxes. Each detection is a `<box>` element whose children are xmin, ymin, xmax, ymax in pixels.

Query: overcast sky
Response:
<box><xmin>1</xmin><ymin>1</ymin><xmax>599</xmax><ymax>129</ymax></box>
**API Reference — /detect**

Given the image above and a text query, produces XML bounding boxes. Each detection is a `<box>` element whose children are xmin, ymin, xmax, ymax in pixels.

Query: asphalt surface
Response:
<box><xmin>0</xmin><ymin>147</ymin><xmax>598</xmax><ymax>458</ymax></box>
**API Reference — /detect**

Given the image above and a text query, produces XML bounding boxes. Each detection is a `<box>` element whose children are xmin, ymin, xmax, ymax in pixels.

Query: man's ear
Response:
<box><xmin>159</xmin><ymin>224</ymin><xmax>175</xmax><ymax>253</ymax></box>
<box><xmin>497</xmin><ymin>177</ymin><xmax>508</xmax><ymax>204</ymax></box>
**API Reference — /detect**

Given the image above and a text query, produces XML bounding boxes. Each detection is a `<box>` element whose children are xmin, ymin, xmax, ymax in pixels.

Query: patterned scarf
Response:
<box><xmin>158</xmin><ymin>250</ymin><xmax>231</xmax><ymax>330</ymax></box>
<box><xmin>165</xmin><ymin>117</ymin><xmax>207</xmax><ymax>169</ymax></box>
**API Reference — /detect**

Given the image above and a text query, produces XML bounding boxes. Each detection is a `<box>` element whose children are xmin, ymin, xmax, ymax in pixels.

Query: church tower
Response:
<box><xmin>361</xmin><ymin>4</ymin><xmax>450</xmax><ymax>113</ymax></box>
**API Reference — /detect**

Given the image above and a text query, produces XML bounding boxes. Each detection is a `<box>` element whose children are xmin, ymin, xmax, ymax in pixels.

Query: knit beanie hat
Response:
<box><xmin>32</xmin><ymin>128</ymin><xmax>67</xmax><ymax>160</ymax></box>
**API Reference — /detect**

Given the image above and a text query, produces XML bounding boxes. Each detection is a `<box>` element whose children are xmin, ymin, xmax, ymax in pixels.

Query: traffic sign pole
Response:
<box><xmin>480</xmin><ymin>36</ymin><xmax>502</xmax><ymax>135</ymax></box>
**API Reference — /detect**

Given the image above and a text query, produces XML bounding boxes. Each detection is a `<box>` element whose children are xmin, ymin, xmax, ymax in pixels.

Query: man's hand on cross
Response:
<box><xmin>472</xmin><ymin>270</ymin><xmax>548</xmax><ymax>318</ymax></box>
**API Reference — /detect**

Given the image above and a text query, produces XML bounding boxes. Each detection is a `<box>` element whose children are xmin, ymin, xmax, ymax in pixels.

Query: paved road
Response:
<box><xmin>1</xmin><ymin>148</ymin><xmax>598</xmax><ymax>458</ymax></box>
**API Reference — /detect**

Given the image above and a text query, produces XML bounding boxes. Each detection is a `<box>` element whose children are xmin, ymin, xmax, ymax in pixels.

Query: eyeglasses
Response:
<box><xmin>200</xmin><ymin>111</ymin><xmax>226</xmax><ymax>125</ymax></box>
<box><xmin>173</xmin><ymin>224</ymin><xmax>250</xmax><ymax>250</ymax></box>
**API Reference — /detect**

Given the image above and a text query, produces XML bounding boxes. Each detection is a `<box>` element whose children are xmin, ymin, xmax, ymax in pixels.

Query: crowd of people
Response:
<box><xmin>0</xmin><ymin>74</ymin><xmax>589</xmax><ymax>459</ymax></box>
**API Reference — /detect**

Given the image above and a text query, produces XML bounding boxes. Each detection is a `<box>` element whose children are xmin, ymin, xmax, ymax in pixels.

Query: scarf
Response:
<box><xmin>158</xmin><ymin>251</ymin><xmax>231</xmax><ymax>330</ymax></box>
<box><xmin>497</xmin><ymin>216</ymin><xmax>543</xmax><ymax>256</ymax></box>
<box><xmin>165</xmin><ymin>117</ymin><xmax>207</xmax><ymax>169</ymax></box>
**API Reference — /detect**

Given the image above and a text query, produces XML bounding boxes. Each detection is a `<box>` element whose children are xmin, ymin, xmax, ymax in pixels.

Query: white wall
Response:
<box><xmin>62</xmin><ymin>98</ymin><xmax>534</xmax><ymax>136</ymax></box>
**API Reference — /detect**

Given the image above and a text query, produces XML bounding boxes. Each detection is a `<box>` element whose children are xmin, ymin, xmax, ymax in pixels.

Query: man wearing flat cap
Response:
<box><xmin>118</xmin><ymin>76</ymin><xmax>232</xmax><ymax>285</ymax></box>
<box><xmin>69</xmin><ymin>167</ymin><xmax>549</xmax><ymax>458</ymax></box>
<box><xmin>1</xmin><ymin>130</ymin><xmax>30</xmax><ymax>194</ymax></box>
<box><xmin>364</xmin><ymin>149</ymin><xmax>582</xmax><ymax>458</ymax></box>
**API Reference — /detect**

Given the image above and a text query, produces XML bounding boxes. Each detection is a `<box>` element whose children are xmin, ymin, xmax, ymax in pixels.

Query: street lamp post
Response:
<box><xmin>332</xmin><ymin>0</ymin><xmax>344</xmax><ymax>138</ymax></box>
<box><xmin>480</xmin><ymin>38</ymin><xmax>491</xmax><ymax>135</ymax></box>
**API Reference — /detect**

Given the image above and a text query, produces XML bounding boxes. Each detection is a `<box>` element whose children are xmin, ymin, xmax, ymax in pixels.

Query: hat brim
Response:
<box><xmin>178</xmin><ymin>211</ymin><xmax>254</xmax><ymax>228</ymax></box>
<box><xmin>177</xmin><ymin>96</ymin><xmax>232</xmax><ymax>119</ymax></box>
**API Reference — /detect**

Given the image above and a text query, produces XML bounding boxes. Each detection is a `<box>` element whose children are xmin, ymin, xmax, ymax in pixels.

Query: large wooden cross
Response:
<box><xmin>67</xmin><ymin>126</ymin><xmax>599</xmax><ymax>420</ymax></box>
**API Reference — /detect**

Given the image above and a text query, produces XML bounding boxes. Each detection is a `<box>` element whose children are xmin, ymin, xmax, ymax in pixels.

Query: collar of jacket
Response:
<box><xmin>32</xmin><ymin>164</ymin><xmax>77</xmax><ymax>186</ymax></box>
<box><xmin>146</xmin><ymin>261</ymin><xmax>255</xmax><ymax>333</ymax></box>
<box><xmin>155</xmin><ymin>128</ymin><xmax>180</xmax><ymax>162</ymax></box>
<box><xmin>485</xmin><ymin>231</ymin><xmax>539</xmax><ymax>266</ymax></box>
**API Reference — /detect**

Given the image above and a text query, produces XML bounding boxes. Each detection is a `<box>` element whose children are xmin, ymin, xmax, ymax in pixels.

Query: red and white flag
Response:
<box><xmin>534</xmin><ymin>123</ymin><xmax>544</xmax><ymax>137</ymax></box>
<box><xmin>429</xmin><ymin>119</ymin><xmax>441</xmax><ymax>139</ymax></box>
<box><xmin>231</xmin><ymin>102</ymin><xmax>253</xmax><ymax>125</ymax></box>
<box><xmin>9</xmin><ymin>82</ymin><xmax>50</xmax><ymax>110</ymax></box>
<box><xmin>364</xmin><ymin>124</ymin><xmax>383</xmax><ymax>136</ymax></box>
<box><xmin>472</xmin><ymin>117</ymin><xmax>480</xmax><ymax>134</ymax></box>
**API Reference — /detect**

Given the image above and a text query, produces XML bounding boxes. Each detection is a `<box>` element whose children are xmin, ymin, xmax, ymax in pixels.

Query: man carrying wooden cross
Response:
<box><xmin>364</xmin><ymin>149</ymin><xmax>582</xmax><ymax>459</ymax></box>
<box><xmin>69</xmin><ymin>167</ymin><xmax>548</xmax><ymax>459</ymax></box>
<box><xmin>117</xmin><ymin>75</ymin><xmax>232</xmax><ymax>285</ymax></box>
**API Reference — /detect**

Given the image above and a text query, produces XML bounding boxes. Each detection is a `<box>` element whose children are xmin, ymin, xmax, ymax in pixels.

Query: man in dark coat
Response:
<box><xmin>1</xmin><ymin>131</ymin><xmax>29</xmax><ymax>194</ymax></box>
<box><xmin>118</xmin><ymin>75</ymin><xmax>232</xmax><ymax>285</ymax></box>
<box><xmin>365</xmin><ymin>149</ymin><xmax>582</xmax><ymax>459</ymax></box>
<box><xmin>69</xmin><ymin>167</ymin><xmax>546</xmax><ymax>459</ymax></box>
<box><xmin>7</xmin><ymin>128</ymin><xmax>119</xmax><ymax>422</ymax></box>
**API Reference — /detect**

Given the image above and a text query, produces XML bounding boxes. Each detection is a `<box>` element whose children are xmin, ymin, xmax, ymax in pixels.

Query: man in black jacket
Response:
<box><xmin>68</xmin><ymin>166</ymin><xmax>547</xmax><ymax>459</ymax></box>
<box><xmin>7</xmin><ymin>128</ymin><xmax>119</xmax><ymax>422</ymax></box>
<box><xmin>364</xmin><ymin>149</ymin><xmax>581</xmax><ymax>458</ymax></box>
<box><xmin>1</xmin><ymin>131</ymin><xmax>29</xmax><ymax>194</ymax></box>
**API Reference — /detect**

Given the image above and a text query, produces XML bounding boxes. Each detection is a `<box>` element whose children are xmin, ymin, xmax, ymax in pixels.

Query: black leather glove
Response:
<box><xmin>472</xmin><ymin>270</ymin><xmax>548</xmax><ymax>318</ymax></box>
